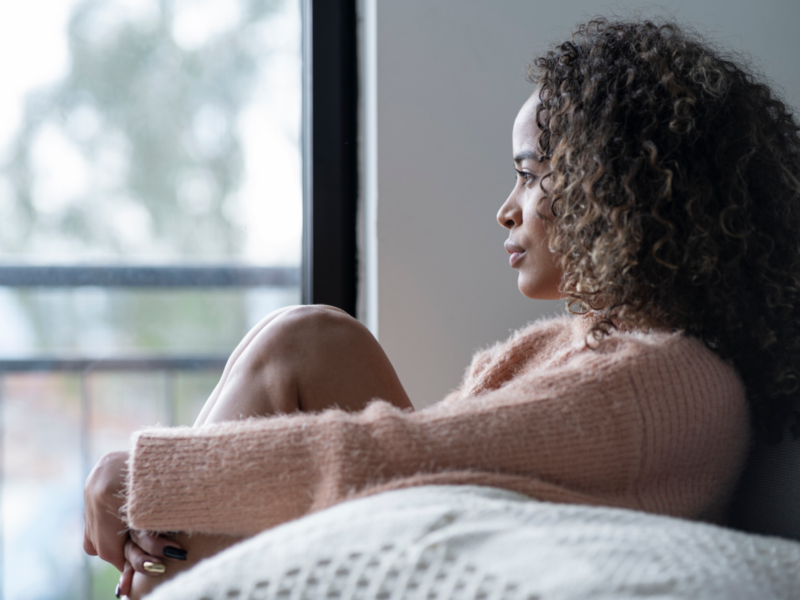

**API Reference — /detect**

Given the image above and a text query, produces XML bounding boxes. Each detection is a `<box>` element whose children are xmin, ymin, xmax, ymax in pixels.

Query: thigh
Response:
<box><xmin>200</xmin><ymin>305</ymin><xmax>412</xmax><ymax>424</ymax></box>
<box><xmin>194</xmin><ymin>306</ymin><xmax>296</xmax><ymax>425</ymax></box>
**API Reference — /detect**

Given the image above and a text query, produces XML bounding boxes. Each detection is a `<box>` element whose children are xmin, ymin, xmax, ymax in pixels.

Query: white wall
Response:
<box><xmin>361</xmin><ymin>0</ymin><xmax>800</xmax><ymax>408</ymax></box>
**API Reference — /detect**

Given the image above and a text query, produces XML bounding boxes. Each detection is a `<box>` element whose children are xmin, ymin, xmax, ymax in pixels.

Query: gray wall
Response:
<box><xmin>368</xmin><ymin>0</ymin><xmax>800</xmax><ymax>408</ymax></box>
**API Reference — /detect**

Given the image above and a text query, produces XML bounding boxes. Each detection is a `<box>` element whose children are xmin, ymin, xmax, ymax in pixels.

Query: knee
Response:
<box><xmin>277</xmin><ymin>304</ymin><xmax>355</xmax><ymax>329</ymax></box>
<box><xmin>285</xmin><ymin>304</ymin><xmax>351</xmax><ymax>320</ymax></box>
<box><xmin>270</xmin><ymin>305</ymin><xmax>365</xmax><ymax>349</ymax></box>
<box><xmin>246</xmin><ymin>305</ymin><xmax>367</xmax><ymax>365</ymax></box>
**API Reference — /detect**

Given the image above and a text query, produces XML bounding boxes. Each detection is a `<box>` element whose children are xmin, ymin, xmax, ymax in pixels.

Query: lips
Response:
<box><xmin>504</xmin><ymin>240</ymin><xmax>526</xmax><ymax>268</ymax></box>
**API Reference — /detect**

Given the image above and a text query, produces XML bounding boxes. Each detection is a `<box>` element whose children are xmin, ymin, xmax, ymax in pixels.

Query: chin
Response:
<box><xmin>518</xmin><ymin>277</ymin><xmax>563</xmax><ymax>300</ymax></box>
<box><xmin>520</xmin><ymin>289</ymin><xmax>564</xmax><ymax>301</ymax></box>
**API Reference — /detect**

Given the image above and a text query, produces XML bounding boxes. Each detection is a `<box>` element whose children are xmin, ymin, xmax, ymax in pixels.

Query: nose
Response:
<box><xmin>497</xmin><ymin>191</ymin><xmax>521</xmax><ymax>230</ymax></box>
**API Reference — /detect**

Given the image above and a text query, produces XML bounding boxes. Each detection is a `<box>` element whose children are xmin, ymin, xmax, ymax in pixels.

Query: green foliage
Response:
<box><xmin>2</xmin><ymin>0</ymin><xmax>285</xmax><ymax>260</ymax></box>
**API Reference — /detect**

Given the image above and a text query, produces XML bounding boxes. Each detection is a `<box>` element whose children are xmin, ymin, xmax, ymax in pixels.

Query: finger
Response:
<box><xmin>94</xmin><ymin>525</ymin><xmax>128</xmax><ymax>572</ymax></box>
<box><xmin>83</xmin><ymin>451</ymin><xmax>129</xmax><ymax>570</ymax></box>
<box><xmin>124</xmin><ymin>538</ymin><xmax>166</xmax><ymax>577</ymax></box>
<box><xmin>130</xmin><ymin>530</ymin><xmax>187</xmax><ymax>561</ymax></box>
<box><xmin>118</xmin><ymin>561</ymin><xmax>134</xmax><ymax>598</ymax></box>
<box><xmin>83</xmin><ymin>533</ymin><xmax>98</xmax><ymax>556</ymax></box>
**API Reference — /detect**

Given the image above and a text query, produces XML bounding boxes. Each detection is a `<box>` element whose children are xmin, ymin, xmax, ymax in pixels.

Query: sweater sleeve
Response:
<box><xmin>125</xmin><ymin>333</ymin><xmax>747</xmax><ymax>535</ymax></box>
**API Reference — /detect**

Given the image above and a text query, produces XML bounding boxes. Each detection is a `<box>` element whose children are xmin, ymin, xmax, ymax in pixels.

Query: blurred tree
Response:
<box><xmin>2</xmin><ymin>0</ymin><xmax>284</xmax><ymax>260</ymax></box>
<box><xmin>0</xmin><ymin>0</ymin><xmax>295</xmax><ymax>355</ymax></box>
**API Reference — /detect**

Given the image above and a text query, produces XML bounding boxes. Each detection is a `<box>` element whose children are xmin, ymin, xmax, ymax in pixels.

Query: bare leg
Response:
<box><xmin>128</xmin><ymin>305</ymin><xmax>411</xmax><ymax>598</ymax></box>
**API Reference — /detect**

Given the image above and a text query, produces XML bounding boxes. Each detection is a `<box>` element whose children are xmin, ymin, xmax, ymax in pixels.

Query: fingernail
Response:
<box><xmin>143</xmin><ymin>561</ymin><xmax>166</xmax><ymax>574</ymax></box>
<box><xmin>163</xmin><ymin>546</ymin><xmax>188</xmax><ymax>560</ymax></box>
<box><xmin>115</xmin><ymin>582</ymin><xmax>121</xmax><ymax>598</ymax></box>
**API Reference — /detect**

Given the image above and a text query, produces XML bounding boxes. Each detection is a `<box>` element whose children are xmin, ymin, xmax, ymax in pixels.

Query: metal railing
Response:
<box><xmin>0</xmin><ymin>265</ymin><xmax>300</xmax><ymax>288</ymax></box>
<box><xmin>0</xmin><ymin>263</ymin><xmax>299</xmax><ymax>599</ymax></box>
<box><xmin>0</xmin><ymin>356</ymin><xmax>229</xmax><ymax>600</ymax></box>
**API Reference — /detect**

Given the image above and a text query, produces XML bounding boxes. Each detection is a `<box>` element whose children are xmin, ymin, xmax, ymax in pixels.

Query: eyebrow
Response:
<box><xmin>513</xmin><ymin>150</ymin><xmax>543</xmax><ymax>164</ymax></box>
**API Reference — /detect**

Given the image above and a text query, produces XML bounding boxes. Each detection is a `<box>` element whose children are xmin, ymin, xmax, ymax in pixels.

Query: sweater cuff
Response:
<box><xmin>125</xmin><ymin>421</ymin><xmax>316</xmax><ymax>535</ymax></box>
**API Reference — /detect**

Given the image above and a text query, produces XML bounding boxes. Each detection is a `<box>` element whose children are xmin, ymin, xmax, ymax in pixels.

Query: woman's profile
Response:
<box><xmin>83</xmin><ymin>18</ymin><xmax>800</xmax><ymax>599</ymax></box>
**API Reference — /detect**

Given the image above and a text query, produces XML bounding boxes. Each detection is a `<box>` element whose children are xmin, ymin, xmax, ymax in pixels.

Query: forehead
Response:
<box><xmin>512</xmin><ymin>94</ymin><xmax>541</xmax><ymax>154</ymax></box>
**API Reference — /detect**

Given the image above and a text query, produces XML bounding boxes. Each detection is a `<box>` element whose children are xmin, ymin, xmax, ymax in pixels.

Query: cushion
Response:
<box><xmin>146</xmin><ymin>485</ymin><xmax>800</xmax><ymax>600</ymax></box>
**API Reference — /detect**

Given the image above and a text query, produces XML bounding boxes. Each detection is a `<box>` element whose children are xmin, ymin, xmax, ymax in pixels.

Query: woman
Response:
<box><xmin>84</xmin><ymin>18</ymin><xmax>800</xmax><ymax>599</ymax></box>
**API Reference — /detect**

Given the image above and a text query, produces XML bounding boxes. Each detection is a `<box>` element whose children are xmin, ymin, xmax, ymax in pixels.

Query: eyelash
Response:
<box><xmin>516</xmin><ymin>170</ymin><xmax>537</xmax><ymax>185</ymax></box>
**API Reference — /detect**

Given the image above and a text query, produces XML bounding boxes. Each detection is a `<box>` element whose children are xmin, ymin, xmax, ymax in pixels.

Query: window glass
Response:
<box><xmin>0</xmin><ymin>0</ymin><xmax>302</xmax><ymax>265</ymax></box>
<box><xmin>0</xmin><ymin>1</ymin><xmax>302</xmax><ymax>598</ymax></box>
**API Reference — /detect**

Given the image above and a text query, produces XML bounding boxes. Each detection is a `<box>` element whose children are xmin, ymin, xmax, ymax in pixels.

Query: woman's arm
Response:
<box><xmin>126</xmin><ymin>331</ymin><xmax>747</xmax><ymax>536</ymax></box>
<box><xmin>85</xmin><ymin>305</ymin><xmax>413</xmax><ymax>597</ymax></box>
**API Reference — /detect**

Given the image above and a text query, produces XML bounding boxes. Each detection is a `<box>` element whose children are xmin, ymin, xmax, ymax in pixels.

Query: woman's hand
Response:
<box><xmin>125</xmin><ymin>530</ymin><xmax>187</xmax><ymax>572</ymax></box>
<box><xmin>84</xmin><ymin>451</ymin><xmax>130</xmax><ymax>571</ymax></box>
<box><xmin>118</xmin><ymin>531</ymin><xmax>187</xmax><ymax>597</ymax></box>
<box><xmin>84</xmin><ymin>451</ymin><xmax>188</xmax><ymax>597</ymax></box>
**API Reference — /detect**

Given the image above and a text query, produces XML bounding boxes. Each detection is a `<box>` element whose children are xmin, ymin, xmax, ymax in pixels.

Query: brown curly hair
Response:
<box><xmin>529</xmin><ymin>18</ymin><xmax>800</xmax><ymax>439</ymax></box>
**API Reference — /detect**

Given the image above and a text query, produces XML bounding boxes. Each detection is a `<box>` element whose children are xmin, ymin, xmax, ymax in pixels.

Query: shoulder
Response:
<box><xmin>478</xmin><ymin>314</ymin><xmax>728</xmax><ymax>378</ymax></box>
<box><xmin>588</xmin><ymin>325</ymin><xmax>738</xmax><ymax>382</ymax></box>
<box><xmin>493</xmin><ymin>316</ymin><xmax>739</xmax><ymax>393</ymax></box>
<box><xmin>594</xmin><ymin>325</ymin><xmax>736</xmax><ymax>380</ymax></box>
<box><xmin>587</xmin><ymin>327</ymin><xmax>747</xmax><ymax>428</ymax></box>
<box><xmin>454</xmin><ymin>314</ymin><xmax>744</xmax><ymax>412</ymax></box>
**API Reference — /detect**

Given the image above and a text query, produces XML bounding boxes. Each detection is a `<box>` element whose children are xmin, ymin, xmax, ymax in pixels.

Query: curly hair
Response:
<box><xmin>529</xmin><ymin>18</ymin><xmax>800</xmax><ymax>440</ymax></box>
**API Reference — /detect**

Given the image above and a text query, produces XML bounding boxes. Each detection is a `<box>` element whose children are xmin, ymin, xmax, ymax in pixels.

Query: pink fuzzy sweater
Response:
<box><xmin>125</xmin><ymin>315</ymin><xmax>750</xmax><ymax>535</ymax></box>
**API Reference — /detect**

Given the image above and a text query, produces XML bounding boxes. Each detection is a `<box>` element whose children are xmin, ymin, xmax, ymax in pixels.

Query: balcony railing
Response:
<box><xmin>0</xmin><ymin>264</ymin><xmax>298</xmax><ymax>600</ymax></box>
<box><xmin>0</xmin><ymin>355</ymin><xmax>230</xmax><ymax>600</ymax></box>
<box><xmin>0</xmin><ymin>265</ymin><xmax>300</xmax><ymax>288</ymax></box>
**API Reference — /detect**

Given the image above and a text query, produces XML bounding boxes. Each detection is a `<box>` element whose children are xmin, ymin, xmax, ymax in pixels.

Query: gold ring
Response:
<box><xmin>143</xmin><ymin>561</ymin><xmax>166</xmax><ymax>574</ymax></box>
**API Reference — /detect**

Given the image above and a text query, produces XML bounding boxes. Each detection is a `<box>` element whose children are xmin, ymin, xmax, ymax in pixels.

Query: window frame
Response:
<box><xmin>301</xmin><ymin>0</ymin><xmax>359</xmax><ymax>315</ymax></box>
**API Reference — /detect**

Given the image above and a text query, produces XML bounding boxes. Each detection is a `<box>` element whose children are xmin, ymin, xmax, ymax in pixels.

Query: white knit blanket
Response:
<box><xmin>145</xmin><ymin>485</ymin><xmax>800</xmax><ymax>600</ymax></box>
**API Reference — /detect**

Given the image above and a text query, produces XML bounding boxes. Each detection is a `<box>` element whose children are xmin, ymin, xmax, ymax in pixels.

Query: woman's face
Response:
<box><xmin>497</xmin><ymin>94</ymin><xmax>564</xmax><ymax>300</ymax></box>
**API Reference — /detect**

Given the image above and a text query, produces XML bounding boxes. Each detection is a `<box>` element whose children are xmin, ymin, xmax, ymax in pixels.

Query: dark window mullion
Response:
<box><xmin>302</xmin><ymin>0</ymin><xmax>359</xmax><ymax>315</ymax></box>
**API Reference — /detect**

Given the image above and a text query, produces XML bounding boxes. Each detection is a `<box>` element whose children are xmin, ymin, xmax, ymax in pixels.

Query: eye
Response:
<box><xmin>515</xmin><ymin>169</ymin><xmax>537</xmax><ymax>185</ymax></box>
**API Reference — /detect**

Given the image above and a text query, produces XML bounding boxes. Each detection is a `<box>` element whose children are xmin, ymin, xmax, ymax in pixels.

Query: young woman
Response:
<box><xmin>84</xmin><ymin>18</ymin><xmax>800</xmax><ymax>599</ymax></box>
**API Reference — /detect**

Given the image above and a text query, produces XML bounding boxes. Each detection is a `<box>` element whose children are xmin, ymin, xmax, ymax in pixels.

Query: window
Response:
<box><xmin>0</xmin><ymin>0</ymin><xmax>357</xmax><ymax>598</ymax></box>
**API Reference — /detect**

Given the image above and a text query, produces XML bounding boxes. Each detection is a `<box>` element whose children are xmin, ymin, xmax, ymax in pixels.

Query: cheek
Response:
<box><xmin>522</xmin><ymin>185</ymin><xmax>550</xmax><ymax>221</ymax></box>
<box><xmin>523</xmin><ymin>206</ymin><xmax>550</xmax><ymax>246</ymax></box>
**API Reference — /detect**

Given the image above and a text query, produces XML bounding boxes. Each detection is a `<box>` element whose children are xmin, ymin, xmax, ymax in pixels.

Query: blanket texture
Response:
<box><xmin>143</xmin><ymin>485</ymin><xmax>800</xmax><ymax>600</ymax></box>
